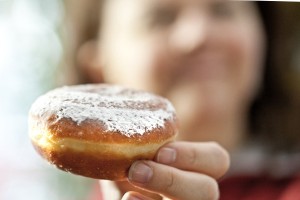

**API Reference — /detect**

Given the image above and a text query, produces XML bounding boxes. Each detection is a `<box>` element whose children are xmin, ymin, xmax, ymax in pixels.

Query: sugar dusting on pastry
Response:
<box><xmin>29</xmin><ymin>84</ymin><xmax>176</xmax><ymax>137</ymax></box>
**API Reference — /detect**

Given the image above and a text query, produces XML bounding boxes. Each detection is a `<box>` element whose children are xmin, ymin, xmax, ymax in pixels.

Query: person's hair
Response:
<box><xmin>250</xmin><ymin>2</ymin><xmax>300</xmax><ymax>152</ymax></box>
<box><xmin>63</xmin><ymin>1</ymin><xmax>300</xmax><ymax>152</ymax></box>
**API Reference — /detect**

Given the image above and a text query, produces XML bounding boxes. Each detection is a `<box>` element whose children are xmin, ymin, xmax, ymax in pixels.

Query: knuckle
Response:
<box><xmin>202</xmin><ymin>177</ymin><xmax>220</xmax><ymax>200</ymax></box>
<box><xmin>208</xmin><ymin>142</ymin><xmax>230</xmax><ymax>178</ymax></box>
<box><xmin>163</xmin><ymin>169</ymin><xmax>177</xmax><ymax>194</ymax></box>
<box><xmin>187</xmin><ymin>145</ymin><xmax>198</xmax><ymax>166</ymax></box>
<box><xmin>199</xmin><ymin>176</ymin><xmax>220</xmax><ymax>200</ymax></box>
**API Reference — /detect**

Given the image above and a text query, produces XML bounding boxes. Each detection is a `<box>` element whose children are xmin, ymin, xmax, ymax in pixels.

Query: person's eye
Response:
<box><xmin>210</xmin><ymin>2</ymin><xmax>235</xmax><ymax>19</ymax></box>
<box><xmin>147</xmin><ymin>7</ymin><xmax>177</xmax><ymax>29</ymax></box>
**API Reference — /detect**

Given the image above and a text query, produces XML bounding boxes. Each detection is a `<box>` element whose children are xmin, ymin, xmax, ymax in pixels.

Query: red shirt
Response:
<box><xmin>219</xmin><ymin>175</ymin><xmax>300</xmax><ymax>200</ymax></box>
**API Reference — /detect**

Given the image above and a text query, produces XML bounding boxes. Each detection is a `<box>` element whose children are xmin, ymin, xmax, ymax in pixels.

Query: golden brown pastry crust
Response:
<box><xmin>29</xmin><ymin>84</ymin><xmax>178</xmax><ymax>180</ymax></box>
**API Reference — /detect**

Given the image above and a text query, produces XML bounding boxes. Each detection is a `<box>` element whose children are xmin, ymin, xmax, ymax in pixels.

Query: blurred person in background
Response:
<box><xmin>62</xmin><ymin>0</ymin><xmax>300</xmax><ymax>199</ymax></box>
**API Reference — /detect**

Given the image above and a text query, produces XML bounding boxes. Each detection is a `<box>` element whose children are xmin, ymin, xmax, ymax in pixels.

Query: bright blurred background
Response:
<box><xmin>0</xmin><ymin>0</ymin><xmax>94</xmax><ymax>199</ymax></box>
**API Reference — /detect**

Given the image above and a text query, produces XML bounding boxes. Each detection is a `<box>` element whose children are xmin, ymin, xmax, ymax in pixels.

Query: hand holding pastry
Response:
<box><xmin>123</xmin><ymin>141</ymin><xmax>230</xmax><ymax>200</ymax></box>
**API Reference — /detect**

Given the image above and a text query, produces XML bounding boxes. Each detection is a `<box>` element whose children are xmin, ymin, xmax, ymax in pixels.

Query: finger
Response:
<box><xmin>115</xmin><ymin>181</ymin><xmax>163</xmax><ymax>200</ymax></box>
<box><xmin>155</xmin><ymin>141</ymin><xmax>230</xmax><ymax>179</ymax></box>
<box><xmin>128</xmin><ymin>161</ymin><xmax>219</xmax><ymax>200</ymax></box>
<box><xmin>121</xmin><ymin>191</ymin><xmax>155</xmax><ymax>200</ymax></box>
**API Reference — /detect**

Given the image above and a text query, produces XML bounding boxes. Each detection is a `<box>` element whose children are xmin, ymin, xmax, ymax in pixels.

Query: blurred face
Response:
<box><xmin>98</xmin><ymin>0</ymin><xmax>266</xmax><ymax>141</ymax></box>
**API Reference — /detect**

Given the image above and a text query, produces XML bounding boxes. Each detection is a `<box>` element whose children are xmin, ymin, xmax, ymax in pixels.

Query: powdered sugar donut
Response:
<box><xmin>28</xmin><ymin>84</ymin><xmax>178</xmax><ymax>180</ymax></box>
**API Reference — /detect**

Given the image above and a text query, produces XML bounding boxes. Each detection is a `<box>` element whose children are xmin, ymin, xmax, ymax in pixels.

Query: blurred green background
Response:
<box><xmin>0</xmin><ymin>0</ymin><xmax>94</xmax><ymax>199</ymax></box>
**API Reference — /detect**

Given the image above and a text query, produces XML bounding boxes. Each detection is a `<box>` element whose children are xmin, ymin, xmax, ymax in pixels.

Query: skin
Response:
<box><xmin>78</xmin><ymin>0</ymin><xmax>266</xmax><ymax>199</ymax></box>
<box><xmin>124</xmin><ymin>142</ymin><xmax>229</xmax><ymax>200</ymax></box>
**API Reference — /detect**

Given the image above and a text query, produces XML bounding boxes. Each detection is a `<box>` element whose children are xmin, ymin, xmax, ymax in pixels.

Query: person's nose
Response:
<box><xmin>169</xmin><ymin>10</ymin><xmax>209</xmax><ymax>55</ymax></box>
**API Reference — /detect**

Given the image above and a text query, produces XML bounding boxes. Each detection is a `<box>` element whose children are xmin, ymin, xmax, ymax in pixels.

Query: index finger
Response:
<box><xmin>128</xmin><ymin>160</ymin><xmax>220</xmax><ymax>200</ymax></box>
<box><xmin>155</xmin><ymin>141</ymin><xmax>230</xmax><ymax>179</ymax></box>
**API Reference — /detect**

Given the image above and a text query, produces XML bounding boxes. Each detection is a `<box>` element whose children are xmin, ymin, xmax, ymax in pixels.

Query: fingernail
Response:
<box><xmin>129</xmin><ymin>162</ymin><xmax>153</xmax><ymax>184</ymax></box>
<box><xmin>156</xmin><ymin>147</ymin><xmax>176</xmax><ymax>164</ymax></box>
